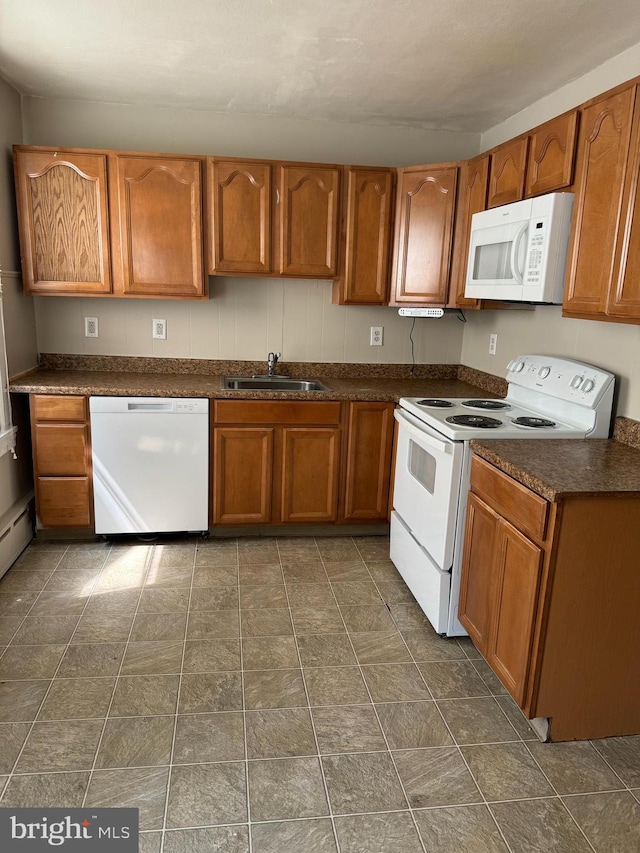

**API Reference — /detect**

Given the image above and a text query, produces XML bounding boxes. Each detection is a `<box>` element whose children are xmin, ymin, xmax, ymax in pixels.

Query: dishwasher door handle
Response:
<box><xmin>126</xmin><ymin>402</ymin><xmax>174</xmax><ymax>412</ymax></box>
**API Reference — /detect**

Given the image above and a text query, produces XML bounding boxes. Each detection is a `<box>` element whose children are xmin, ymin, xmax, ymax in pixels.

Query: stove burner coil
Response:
<box><xmin>461</xmin><ymin>399</ymin><xmax>510</xmax><ymax>410</ymax></box>
<box><xmin>416</xmin><ymin>399</ymin><xmax>454</xmax><ymax>408</ymax></box>
<box><xmin>445</xmin><ymin>415</ymin><xmax>502</xmax><ymax>428</ymax></box>
<box><xmin>512</xmin><ymin>416</ymin><xmax>556</xmax><ymax>428</ymax></box>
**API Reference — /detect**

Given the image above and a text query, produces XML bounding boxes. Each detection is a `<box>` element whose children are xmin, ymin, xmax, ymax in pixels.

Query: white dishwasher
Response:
<box><xmin>89</xmin><ymin>397</ymin><xmax>209</xmax><ymax>535</ymax></box>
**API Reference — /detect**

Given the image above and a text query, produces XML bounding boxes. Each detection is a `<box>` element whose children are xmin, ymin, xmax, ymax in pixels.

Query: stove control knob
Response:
<box><xmin>538</xmin><ymin>366</ymin><xmax>551</xmax><ymax>379</ymax></box>
<box><xmin>570</xmin><ymin>374</ymin><xmax>583</xmax><ymax>389</ymax></box>
<box><xmin>581</xmin><ymin>379</ymin><xmax>595</xmax><ymax>393</ymax></box>
<box><xmin>512</xmin><ymin>361</ymin><xmax>525</xmax><ymax>372</ymax></box>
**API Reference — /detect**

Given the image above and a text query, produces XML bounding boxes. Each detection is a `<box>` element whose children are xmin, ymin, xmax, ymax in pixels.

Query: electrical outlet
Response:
<box><xmin>489</xmin><ymin>333</ymin><xmax>498</xmax><ymax>355</ymax></box>
<box><xmin>84</xmin><ymin>317</ymin><xmax>99</xmax><ymax>338</ymax></box>
<box><xmin>370</xmin><ymin>326</ymin><xmax>383</xmax><ymax>346</ymax></box>
<box><xmin>152</xmin><ymin>318</ymin><xmax>167</xmax><ymax>340</ymax></box>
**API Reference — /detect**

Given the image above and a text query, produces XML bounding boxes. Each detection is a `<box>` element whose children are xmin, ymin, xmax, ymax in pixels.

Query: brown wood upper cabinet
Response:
<box><xmin>333</xmin><ymin>167</ymin><xmax>395</xmax><ymax>305</ymax></box>
<box><xmin>14</xmin><ymin>146</ymin><xmax>207</xmax><ymax>299</ymax></box>
<box><xmin>563</xmin><ymin>85</ymin><xmax>639</xmax><ymax>319</ymax></box>
<box><xmin>13</xmin><ymin>148</ymin><xmax>112</xmax><ymax>295</ymax></box>
<box><xmin>209</xmin><ymin>158</ymin><xmax>273</xmax><ymax>275</ymax></box>
<box><xmin>278</xmin><ymin>164</ymin><xmax>341</xmax><ymax>277</ymax></box>
<box><xmin>525</xmin><ymin>111</ymin><xmax>579</xmax><ymax>197</ymax></box>
<box><xmin>487</xmin><ymin>137</ymin><xmax>529</xmax><ymax>208</ymax></box>
<box><xmin>110</xmin><ymin>154</ymin><xmax>205</xmax><ymax>298</ymax></box>
<box><xmin>447</xmin><ymin>154</ymin><xmax>489</xmax><ymax>309</ymax></box>
<box><xmin>391</xmin><ymin>163</ymin><xmax>458</xmax><ymax>305</ymax></box>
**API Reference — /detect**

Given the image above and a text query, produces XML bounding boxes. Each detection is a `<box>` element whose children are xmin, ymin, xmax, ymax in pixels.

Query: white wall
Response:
<box><xmin>24</xmin><ymin>95</ymin><xmax>473</xmax><ymax>366</ymax></box>
<box><xmin>22</xmin><ymin>96</ymin><xmax>479</xmax><ymax>166</ymax></box>
<box><xmin>462</xmin><ymin>42</ymin><xmax>640</xmax><ymax>420</ymax></box>
<box><xmin>34</xmin><ymin>280</ymin><xmax>464</xmax><ymax>366</ymax></box>
<box><xmin>0</xmin><ymin>77</ymin><xmax>37</xmax><ymax>520</ymax></box>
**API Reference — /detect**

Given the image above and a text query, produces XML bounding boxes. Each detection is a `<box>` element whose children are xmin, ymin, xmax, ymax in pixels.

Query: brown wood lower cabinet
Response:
<box><xmin>30</xmin><ymin>395</ymin><xmax>93</xmax><ymax>528</ymax></box>
<box><xmin>212</xmin><ymin>399</ymin><xmax>395</xmax><ymax>527</ymax></box>
<box><xmin>459</xmin><ymin>454</ymin><xmax>640</xmax><ymax>741</ymax></box>
<box><xmin>212</xmin><ymin>400</ymin><xmax>342</xmax><ymax>525</ymax></box>
<box><xmin>342</xmin><ymin>402</ymin><xmax>394</xmax><ymax>521</ymax></box>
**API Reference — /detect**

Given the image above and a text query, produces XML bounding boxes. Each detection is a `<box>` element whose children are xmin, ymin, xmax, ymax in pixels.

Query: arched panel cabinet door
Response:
<box><xmin>209</xmin><ymin>158</ymin><xmax>272</xmax><ymax>275</ymax></box>
<box><xmin>487</xmin><ymin>137</ymin><xmax>528</xmax><ymax>208</ymax></box>
<box><xmin>278</xmin><ymin>164</ymin><xmax>341</xmax><ymax>277</ymax></box>
<box><xmin>391</xmin><ymin>163</ymin><xmax>458</xmax><ymax>304</ymax></box>
<box><xmin>13</xmin><ymin>147</ymin><xmax>112</xmax><ymax>295</ymax></box>
<box><xmin>110</xmin><ymin>154</ymin><xmax>206</xmax><ymax>298</ymax></box>
<box><xmin>335</xmin><ymin>167</ymin><xmax>395</xmax><ymax>305</ymax></box>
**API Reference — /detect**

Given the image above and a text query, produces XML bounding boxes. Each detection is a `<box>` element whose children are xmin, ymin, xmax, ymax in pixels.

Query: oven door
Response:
<box><xmin>392</xmin><ymin>408</ymin><xmax>464</xmax><ymax>571</ymax></box>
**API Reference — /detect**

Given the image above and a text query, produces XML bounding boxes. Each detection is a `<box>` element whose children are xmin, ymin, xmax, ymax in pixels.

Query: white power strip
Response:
<box><xmin>397</xmin><ymin>307</ymin><xmax>445</xmax><ymax>317</ymax></box>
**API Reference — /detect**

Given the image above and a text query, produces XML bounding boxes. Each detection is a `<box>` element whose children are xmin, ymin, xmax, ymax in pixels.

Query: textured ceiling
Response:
<box><xmin>2</xmin><ymin>0</ymin><xmax>640</xmax><ymax>132</ymax></box>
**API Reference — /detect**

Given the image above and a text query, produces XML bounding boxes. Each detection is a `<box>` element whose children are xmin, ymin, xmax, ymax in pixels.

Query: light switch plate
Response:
<box><xmin>152</xmin><ymin>318</ymin><xmax>167</xmax><ymax>340</ymax></box>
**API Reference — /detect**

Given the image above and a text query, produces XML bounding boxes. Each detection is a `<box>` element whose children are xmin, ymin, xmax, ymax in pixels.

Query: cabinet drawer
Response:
<box><xmin>32</xmin><ymin>395</ymin><xmax>87</xmax><ymax>422</ymax></box>
<box><xmin>214</xmin><ymin>400</ymin><xmax>342</xmax><ymax>425</ymax></box>
<box><xmin>34</xmin><ymin>424</ymin><xmax>88</xmax><ymax>476</ymax></box>
<box><xmin>470</xmin><ymin>456</ymin><xmax>549</xmax><ymax>542</ymax></box>
<box><xmin>36</xmin><ymin>477</ymin><xmax>92</xmax><ymax>528</ymax></box>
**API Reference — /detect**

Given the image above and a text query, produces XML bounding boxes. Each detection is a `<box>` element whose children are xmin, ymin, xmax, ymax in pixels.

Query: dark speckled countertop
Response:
<box><xmin>9</xmin><ymin>356</ymin><xmax>506</xmax><ymax>402</ymax></box>
<box><xmin>471</xmin><ymin>439</ymin><xmax>640</xmax><ymax>502</ymax></box>
<box><xmin>9</xmin><ymin>368</ymin><xmax>495</xmax><ymax>402</ymax></box>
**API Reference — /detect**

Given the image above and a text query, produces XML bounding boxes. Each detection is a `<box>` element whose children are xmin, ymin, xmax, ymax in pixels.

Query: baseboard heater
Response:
<box><xmin>0</xmin><ymin>492</ymin><xmax>34</xmax><ymax>580</ymax></box>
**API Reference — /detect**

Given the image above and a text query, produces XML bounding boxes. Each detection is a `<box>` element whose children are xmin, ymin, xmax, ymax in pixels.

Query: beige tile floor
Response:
<box><xmin>0</xmin><ymin>535</ymin><xmax>639</xmax><ymax>853</ymax></box>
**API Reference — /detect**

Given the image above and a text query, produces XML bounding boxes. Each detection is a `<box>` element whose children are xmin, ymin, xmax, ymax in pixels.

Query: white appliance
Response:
<box><xmin>90</xmin><ymin>397</ymin><xmax>209</xmax><ymax>535</ymax></box>
<box><xmin>390</xmin><ymin>355</ymin><xmax>615</xmax><ymax>636</ymax></box>
<box><xmin>464</xmin><ymin>192</ymin><xmax>574</xmax><ymax>303</ymax></box>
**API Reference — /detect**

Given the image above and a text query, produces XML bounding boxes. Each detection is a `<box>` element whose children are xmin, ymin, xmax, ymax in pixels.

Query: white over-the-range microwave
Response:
<box><xmin>464</xmin><ymin>191</ymin><xmax>574</xmax><ymax>303</ymax></box>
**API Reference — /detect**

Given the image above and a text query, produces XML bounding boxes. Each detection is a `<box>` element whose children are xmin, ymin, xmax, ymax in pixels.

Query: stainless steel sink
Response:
<box><xmin>223</xmin><ymin>376</ymin><xmax>329</xmax><ymax>392</ymax></box>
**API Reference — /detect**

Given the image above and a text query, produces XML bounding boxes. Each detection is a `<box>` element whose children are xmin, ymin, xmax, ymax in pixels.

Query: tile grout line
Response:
<box><xmin>0</xmin><ymin>547</ymin><xmax>69</xmax><ymax>655</ymax></box>
<box><xmin>589</xmin><ymin>739</ymin><xmax>637</xmax><ymax>794</ymax></box>
<box><xmin>515</xmin><ymin>740</ymin><xmax>600</xmax><ymax>853</ymax></box>
<box><xmin>2</xmin><ymin>543</ymin><xmax>109</xmax><ymax>801</ymax></box>
<box><xmin>157</xmin><ymin>542</ymin><xmax>201</xmax><ymax>853</ymax></box>
<box><xmin>331</xmin><ymin>538</ymin><xmax>429</xmax><ymax>853</ymax></box>
<box><xmin>276</xmin><ymin>535</ymin><xmax>342</xmax><ymax>853</ymax></box>
<box><xmin>352</xmin><ymin>539</ymin><xmax>516</xmax><ymax>853</ymax></box>
<box><xmin>235</xmin><ymin>540</ymin><xmax>254</xmax><ymax>853</ymax></box>
<box><xmin>81</xmin><ymin>545</ymin><xmax>153</xmax><ymax>812</ymax></box>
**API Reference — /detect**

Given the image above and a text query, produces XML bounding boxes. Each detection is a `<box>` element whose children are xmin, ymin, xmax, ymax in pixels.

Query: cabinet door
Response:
<box><xmin>111</xmin><ymin>154</ymin><xmax>205</xmax><ymax>298</ymax></box>
<box><xmin>337</xmin><ymin>167</ymin><xmax>394</xmax><ymax>304</ymax></box>
<box><xmin>13</xmin><ymin>148</ymin><xmax>112</xmax><ymax>294</ymax></box>
<box><xmin>564</xmin><ymin>86</ymin><xmax>637</xmax><ymax>316</ymax></box>
<box><xmin>609</xmin><ymin>96</ymin><xmax>640</xmax><ymax>319</ymax></box>
<box><xmin>281</xmin><ymin>428</ymin><xmax>340</xmax><ymax>523</ymax></box>
<box><xmin>212</xmin><ymin>428</ymin><xmax>273</xmax><ymax>525</ymax></box>
<box><xmin>487</xmin><ymin>137</ymin><xmax>528</xmax><ymax>208</ymax></box>
<box><xmin>487</xmin><ymin>517</ymin><xmax>544</xmax><ymax>706</ymax></box>
<box><xmin>525</xmin><ymin>111</ymin><xmax>579</xmax><ymax>197</ymax></box>
<box><xmin>210</xmin><ymin>159</ymin><xmax>272</xmax><ymax>274</ymax></box>
<box><xmin>447</xmin><ymin>155</ymin><xmax>489</xmax><ymax>308</ymax></box>
<box><xmin>343</xmin><ymin>402</ymin><xmax>394</xmax><ymax>521</ymax></box>
<box><xmin>279</xmin><ymin>165</ymin><xmax>341</xmax><ymax>277</ymax></box>
<box><xmin>392</xmin><ymin>165</ymin><xmax>458</xmax><ymax>304</ymax></box>
<box><xmin>458</xmin><ymin>493</ymin><xmax>499</xmax><ymax>655</ymax></box>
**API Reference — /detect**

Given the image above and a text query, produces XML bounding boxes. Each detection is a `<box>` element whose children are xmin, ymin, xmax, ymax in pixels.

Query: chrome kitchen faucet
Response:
<box><xmin>267</xmin><ymin>352</ymin><xmax>281</xmax><ymax>376</ymax></box>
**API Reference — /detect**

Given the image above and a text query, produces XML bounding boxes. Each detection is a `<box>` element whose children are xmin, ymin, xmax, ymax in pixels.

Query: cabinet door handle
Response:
<box><xmin>275</xmin><ymin>188</ymin><xmax>280</xmax><ymax>204</ymax></box>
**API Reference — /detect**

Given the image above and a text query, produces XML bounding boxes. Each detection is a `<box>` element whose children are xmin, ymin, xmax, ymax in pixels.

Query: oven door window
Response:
<box><xmin>409</xmin><ymin>440</ymin><xmax>437</xmax><ymax>495</ymax></box>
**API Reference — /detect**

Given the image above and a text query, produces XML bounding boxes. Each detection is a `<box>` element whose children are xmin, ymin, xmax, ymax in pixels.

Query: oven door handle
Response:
<box><xmin>394</xmin><ymin>409</ymin><xmax>453</xmax><ymax>454</ymax></box>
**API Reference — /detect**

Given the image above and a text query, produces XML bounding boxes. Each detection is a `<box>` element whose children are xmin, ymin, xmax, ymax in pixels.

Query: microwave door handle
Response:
<box><xmin>394</xmin><ymin>409</ymin><xmax>452</xmax><ymax>454</ymax></box>
<box><xmin>510</xmin><ymin>222</ymin><xmax>528</xmax><ymax>285</ymax></box>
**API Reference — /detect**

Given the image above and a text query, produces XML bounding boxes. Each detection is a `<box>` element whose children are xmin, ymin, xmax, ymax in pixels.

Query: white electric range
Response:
<box><xmin>390</xmin><ymin>355</ymin><xmax>615</xmax><ymax>636</ymax></box>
